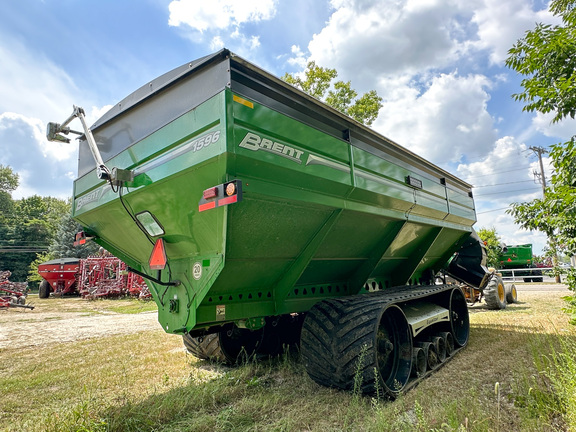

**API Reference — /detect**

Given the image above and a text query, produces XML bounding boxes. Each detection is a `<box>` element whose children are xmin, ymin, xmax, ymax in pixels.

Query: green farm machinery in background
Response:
<box><xmin>499</xmin><ymin>244</ymin><xmax>543</xmax><ymax>283</ymax></box>
<box><xmin>48</xmin><ymin>49</ymin><xmax>493</xmax><ymax>397</ymax></box>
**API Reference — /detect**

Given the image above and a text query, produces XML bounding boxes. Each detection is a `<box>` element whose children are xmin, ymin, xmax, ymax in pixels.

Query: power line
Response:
<box><xmin>475</xmin><ymin>187</ymin><xmax>541</xmax><ymax>197</ymax></box>
<box><xmin>473</xmin><ymin>179</ymin><xmax>536</xmax><ymax>188</ymax></box>
<box><xmin>476</xmin><ymin>207</ymin><xmax>510</xmax><ymax>215</ymax></box>
<box><xmin>464</xmin><ymin>166</ymin><xmax>533</xmax><ymax>179</ymax></box>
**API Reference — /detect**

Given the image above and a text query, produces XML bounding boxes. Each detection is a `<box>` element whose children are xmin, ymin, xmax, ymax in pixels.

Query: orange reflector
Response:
<box><xmin>149</xmin><ymin>238</ymin><xmax>167</xmax><ymax>270</ymax></box>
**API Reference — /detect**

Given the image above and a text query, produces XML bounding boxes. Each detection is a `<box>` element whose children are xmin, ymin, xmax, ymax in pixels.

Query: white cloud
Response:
<box><xmin>0</xmin><ymin>38</ymin><xmax>79</xmax><ymax>122</ymax></box>
<box><xmin>168</xmin><ymin>0</ymin><xmax>278</xmax><ymax>32</ymax></box>
<box><xmin>249</xmin><ymin>35</ymin><xmax>261</xmax><ymax>50</ymax></box>
<box><xmin>373</xmin><ymin>72</ymin><xmax>496</xmax><ymax>165</ymax></box>
<box><xmin>456</xmin><ymin>135</ymin><xmax>550</xmax><ymax>253</ymax></box>
<box><xmin>0</xmin><ymin>34</ymin><xmax>113</xmax><ymax>199</ymax></box>
<box><xmin>0</xmin><ymin>113</ymin><xmax>77</xmax><ymax>199</ymax></box>
<box><xmin>287</xmin><ymin>45</ymin><xmax>307</xmax><ymax>69</ymax></box>
<box><xmin>308</xmin><ymin>0</ymin><xmax>465</xmax><ymax>87</ymax></box>
<box><xmin>531</xmin><ymin>111</ymin><xmax>576</xmax><ymax>140</ymax></box>
<box><xmin>210</xmin><ymin>36</ymin><xmax>225</xmax><ymax>51</ymax></box>
<box><xmin>466</xmin><ymin>0</ymin><xmax>557</xmax><ymax>64</ymax></box>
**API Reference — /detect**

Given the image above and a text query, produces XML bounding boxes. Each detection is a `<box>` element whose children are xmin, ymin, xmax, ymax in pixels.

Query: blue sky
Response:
<box><xmin>1</xmin><ymin>0</ymin><xmax>573</xmax><ymax>254</ymax></box>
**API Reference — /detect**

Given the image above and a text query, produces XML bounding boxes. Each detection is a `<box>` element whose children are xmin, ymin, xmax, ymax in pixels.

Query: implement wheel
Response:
<box><xmin>183</xmin><ymin>333</ymin><xmax>227</xmax><ymax>363</ymax></box>
<box><xmin>483</xmin><ymin>275</ymin><xmax>507</xmax><ymax>310</ymax></box>
<box><xmin>301</xmin><ymin>296</ymin><xmax>412</xmax><ymax>397</ymax></box>
<box><xmin>183</xmin><ymin>327</ymin><xmax>263</xmax><ymax>364</ymax></box>
<box><xmin>183</xmin><ymin>315</ymin><xmax>302</xmax><ymax>365</ymax></box>
<box><xmin>38</xmin><ymin>280</ymin><xmax>50</xmax><ymax>299</ymax></box>
<box><xmin>505</xmin><ymin>283</ymin><xmax>518</xmax><ymax>304</ymax></box>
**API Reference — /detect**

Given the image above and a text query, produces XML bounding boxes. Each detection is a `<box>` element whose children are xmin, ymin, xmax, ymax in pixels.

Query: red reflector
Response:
<box><xmin>149</xmin><ymin>238</ymin><xmax>167</xmax><ymax>270</ymax></box>
<box><xmin>203</xmin><ymin>187</ymin><xmax>218</xmax><ymax>199</ymax></box>
<box><xmin>218</xmin><ymin>195</ymin><xmax>238</xmax><ymax>206</ymax></box>
<box><xmin>73</xmin><ymin>231</ymin><xmax>87</xmax><ymax>246</ymax></box>
<box><xmin>199</xmin><ymin>201</ymin><xmax>217</xmax><ymax>212</ymax></box>
<box><xmin>507</xmin><ymin>258</ymin><xmax>512</xmax><ymax>262</ymax></box>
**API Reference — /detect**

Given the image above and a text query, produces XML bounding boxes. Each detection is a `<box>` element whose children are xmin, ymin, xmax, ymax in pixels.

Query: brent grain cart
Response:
<box><xmin>47</xmin><ymin>49</ymin><xmax>493</xmax><ymax>397</ymax></box>
<box><xmin>37</xmin><ymin>258</ymin><xmax>80</xmax><ymax>298</ymax></box>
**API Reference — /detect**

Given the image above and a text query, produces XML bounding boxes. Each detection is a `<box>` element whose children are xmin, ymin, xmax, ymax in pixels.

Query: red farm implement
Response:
<box><xmin>0</xmin><ymin>271</ymin><xmax>33</xmax><ymax>310</ymax></box>
<box><xmin>37</xmin><ymin>258</ymin><xmax>80</xmax><ymax>298</ymax></box>
<box><xmin>78</xmin><ymin>256</ymin><xmax>150</xmax><ymax>299</ymax></box>
<box><xmin>37</xmin><ymin>256</ymin><xmax>149</xmax><ymax>299</ymax></box>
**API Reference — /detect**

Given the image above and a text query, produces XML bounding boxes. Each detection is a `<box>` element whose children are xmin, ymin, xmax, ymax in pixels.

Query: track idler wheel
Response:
<box><xmin>301</xmin><ymin>297</ymin><xmax>412</xmax><ymax>397</ymax></box>
<box><xmin>449</xmin><ymin>287</ymin><xmax>470</xmax><ymax>347</ymax></box>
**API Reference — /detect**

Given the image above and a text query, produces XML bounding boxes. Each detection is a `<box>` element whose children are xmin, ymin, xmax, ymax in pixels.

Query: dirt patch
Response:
<box><xmin>0</xmin><ymin>284</ymin><xmax>571</xmax><ymax>350</ymax></box>
<box><xmin>0</xmin><ymin>298</ymin><xmax>161</xmax><ymax>350</ymax></box>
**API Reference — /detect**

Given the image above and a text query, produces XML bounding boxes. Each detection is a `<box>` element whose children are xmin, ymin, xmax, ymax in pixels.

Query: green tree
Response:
<box><xmin>0</xmin><ymin>165</ymin><xmax>19</xmax><ymax>194</ymax></box>
<box><xmin>48</xmin><ymin>212</ymin><xmax>100</xmax><ymax>259</ymax></box>
<box><xmin>27</xmin><ymin>212</ymin><xmax>100</xmax><ymax>283</ymax></box>
<box><xmin>506</xmin><ymin>1</ymin><xmax>576</xmax><ymax>123</ymax></box>
<box><xmin>0</xmin><ymin>191</ymin><xmax>69</xmax><ymax>281</ymax></box>
<box><xmin>0</xmin><ymin>165</ymin><xmax>18</xmax><ymax>225</ymax></box>
<box><xmin>505</xmin><ymin>0</ymin><xmax>576</xmax><ymax>287</ymax></box>
<box><xmin>477</xmin><ymin>227</ymin><xmax>503</xmax><ymax>269</ymax></box>
<box><xmin>283</xmin><ymin>61</ymin><xmax>383</xmax><ymax>126</ymax></box>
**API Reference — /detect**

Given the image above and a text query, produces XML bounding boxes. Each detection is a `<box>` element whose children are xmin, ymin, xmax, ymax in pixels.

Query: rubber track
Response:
<box><xmin>301</xmin><ymin>284</ymin><xmax>460</xmax><ymax>395</ymax></box>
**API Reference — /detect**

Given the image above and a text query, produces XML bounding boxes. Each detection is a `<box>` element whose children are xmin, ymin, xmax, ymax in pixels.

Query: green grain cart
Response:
<box><xmin>499</xmin><ymin>244</ymin><xmax>543</xmax><ymax>282</ymax></box>
<box><xmin>48</xmin><ymin>49</ymin><xmax>493</xmax><ymax>397</ymax></box>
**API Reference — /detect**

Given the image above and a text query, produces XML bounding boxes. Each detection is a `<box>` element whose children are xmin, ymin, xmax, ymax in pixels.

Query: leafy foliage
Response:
<box><xmin>283</xmin><ymin>61</ymin><xmax>383</xmax><ymax>126</ymax></box>
<box><xmin>508</xmin><ymin>138</ymin><xmax>576</xmax><ymax>257</ymax></box>
<box><xmin>506</xmin><ymin>1</ymin><xmax>576</xmax><ymax>123</ymax></box>
<box><xmin>27</xmin><ymin>212</ymin><xmax>101</xmax><ymax>283</ymax></box>
<box><xmin>49</xmin><ymin>212</ymin><xmax>101</xmax><ymax>259</ymax></box>
<box><xmin>506</xmin><ymin>1</ymin><xmax>576</xmax><ymax>289</ymax></box>
<box><xmin>0</xmin><ymin>164</ymin><xmax>19</xmax><ymax>193</ymax></box>
<box><xmin>477</xmin><ymin>227</ymin><xmax>503</xmax><ymax>268</ymax></box>
<box><xmin>0</xmin><ymin>166</ymin><xmax>70</xmax><ymax>281</ymax></box>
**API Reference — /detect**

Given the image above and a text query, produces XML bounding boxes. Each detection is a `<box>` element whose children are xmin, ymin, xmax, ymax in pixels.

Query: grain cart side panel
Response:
<box><xmin>59</xmin><ymin>49</ymin><xmax>490</xmax><ymax>397</ymax></box>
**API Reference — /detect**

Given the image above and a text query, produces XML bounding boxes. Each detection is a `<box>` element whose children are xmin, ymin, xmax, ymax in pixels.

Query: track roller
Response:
<box><xmin>439</xmin><ymin>331</ymin><xmax>455</xmax><ymax>357</ymax></box>
<box><xmin>415</xmin><ymin>341</ymin><xmax>439</xmax><ymax>370</ymax></box>
<box><xmin>429</xmin><ymin>336</ymin><xmax>446</xmax><ymax>363</ymax></box>
<box><xmin>412</xmin><ymin>347</ymin><xmax>427</xmax><ymax>377</ymax></box>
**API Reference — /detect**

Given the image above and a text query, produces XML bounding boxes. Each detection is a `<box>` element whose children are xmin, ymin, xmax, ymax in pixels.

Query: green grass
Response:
<box><xmin>0</xmin><ymin>290</ymin><xmax>574</xmax><ymax>431</ymax></box>
<box><xmin>22</xmin><ymin>295</ymin><xmax>157</xmax><ymax>314</ymax></box>
<box><xmin>107</xmin><ymin>301</ymin><xmax>157</xmax><ymax>314</ymax></box>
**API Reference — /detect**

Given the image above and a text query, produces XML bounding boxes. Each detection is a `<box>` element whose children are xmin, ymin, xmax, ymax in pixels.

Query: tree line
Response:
<box><xmin>0</xmin><ymin>165</ymin><xmax>98</xmax><ymax>283</ymax></box>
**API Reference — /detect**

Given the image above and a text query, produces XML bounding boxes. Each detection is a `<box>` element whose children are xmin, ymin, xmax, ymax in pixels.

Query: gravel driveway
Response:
<box><xmin>0</xmin><ymin>304</ymin><xmax>161</xmax><ymax>350</ymax></box>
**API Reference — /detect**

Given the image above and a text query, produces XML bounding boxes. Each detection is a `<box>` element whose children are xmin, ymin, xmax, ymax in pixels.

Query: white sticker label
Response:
<box><xmin>192</xmin><ymin>262</ymin><xmax>202</xmax><ymax>280</ymax></box>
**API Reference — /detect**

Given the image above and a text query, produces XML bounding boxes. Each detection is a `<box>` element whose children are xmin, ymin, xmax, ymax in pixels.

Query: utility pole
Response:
<box><xmin>530</xmin><ymin>146</ymin><xmax>548</xmax><ymax>192</ymax></box>
<box><xmin>530</xmin><ymin>146</ymin><xmax>560</xmax><ymax>282</ymax></box>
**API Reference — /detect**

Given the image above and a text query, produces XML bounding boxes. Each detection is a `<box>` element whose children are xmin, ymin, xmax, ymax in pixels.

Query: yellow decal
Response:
<box><xmin>233</xmin><ymin>95</ymin><xmax>254</xmax><ymax>109</ymax></box>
